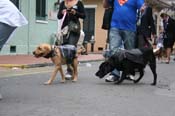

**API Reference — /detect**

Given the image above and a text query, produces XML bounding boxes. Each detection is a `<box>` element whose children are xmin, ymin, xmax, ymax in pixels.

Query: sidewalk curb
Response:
<box><xmin>0</xmin><ymin>59</ymin><xmax>104</xmax><ymax>69</ymax></box>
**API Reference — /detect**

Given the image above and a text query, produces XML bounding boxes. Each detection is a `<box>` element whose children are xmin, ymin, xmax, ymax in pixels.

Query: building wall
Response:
<box><xmin>84</xmin><ymin>0</ymin><xmax>107</xmax><ymax>53</ymax></box>
<box><xmin>0</xmin><ymin>0</ymin><xmax>29</xmax><ymax>55</ymax></box>
<box><xmin>0</xmin><ymin>0</ymin><xmax>58</xmax><ymax>55</ymax></box>
<box><xmin>28</xmin><ymin>0</ymin><xmax>58</xmax><ymax>54</ymax></box>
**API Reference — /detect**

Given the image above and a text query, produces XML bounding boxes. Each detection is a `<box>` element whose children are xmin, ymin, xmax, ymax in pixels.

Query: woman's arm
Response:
<box><xmin>57</xmin><ymin>2</ymin><xmax>65</xmax><ymax>19</ymax></box>
<box><xmin>147</xmin><ymin>7</ymin><xmax>156</xmax><ymax>35</ymax></box>
<box><xmin>103</xmin><ymin>0</ymin><xmax>110</xmax><ymax>8</ymax></box>
<box><xmin>75</xmin><ymin>1</ymin><xmax>86</xmax><ymax>19</ymax></box>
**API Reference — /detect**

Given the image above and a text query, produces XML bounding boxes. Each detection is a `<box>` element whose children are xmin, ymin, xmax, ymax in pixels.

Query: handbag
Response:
<box><xmin>55</xmin><ymin>12</ymin><xmax>67</xmax><ymax>45</ymax></box>
<box><xmin>68</xmin><ymin>21</ymin><xmax>81</xmax><ymax>33</ymax></box>
<box><xmin>55</xmin><ymin>26</ymin><xmax>69</xmax><ymax>45</ymax></box>
<box><xmin>101</xmin><ymin>0</ymin><xmax>114</xmax><ymax>30</ymax></box>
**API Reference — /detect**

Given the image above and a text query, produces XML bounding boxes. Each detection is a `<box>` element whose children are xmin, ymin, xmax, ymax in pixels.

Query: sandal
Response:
<box><xmin>165</xmin><ymin>57</ymin><xmax>170</xmax><ymax>64</ymax></box>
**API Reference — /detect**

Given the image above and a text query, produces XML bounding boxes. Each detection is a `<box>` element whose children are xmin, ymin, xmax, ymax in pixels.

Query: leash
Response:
<box><xmin>60</xmin><ymin>12</ymin><xmax>67</xmax><ymax>31</ymax></box>
<box><xmin>55</xmin><ymin>12</ymin><xmax>67</xmax><ymax>45</ymax></box>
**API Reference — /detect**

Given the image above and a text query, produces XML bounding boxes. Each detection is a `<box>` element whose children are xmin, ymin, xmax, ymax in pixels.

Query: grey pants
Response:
<box><xmin>0</xmin><ymin>22</ymin><xmax>16</xmax><ymax>50</ymax></box>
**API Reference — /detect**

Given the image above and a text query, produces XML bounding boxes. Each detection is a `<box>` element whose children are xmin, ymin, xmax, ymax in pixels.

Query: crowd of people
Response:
<box><xmin>103</xmin><ymin>0</ymin><xmax>175</xmax><ymax>82</ymax></box>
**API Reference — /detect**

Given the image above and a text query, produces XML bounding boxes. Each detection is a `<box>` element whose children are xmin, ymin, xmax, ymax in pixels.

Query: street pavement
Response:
<box><xmin>0</xmin><ymin>54</ymin><xmax>104</xmax><ymax>68</ymax></box>
<box><xmin>1</xmin><ymin>55</ymin><xmax>175</xmax><ymax>116</ymax></box>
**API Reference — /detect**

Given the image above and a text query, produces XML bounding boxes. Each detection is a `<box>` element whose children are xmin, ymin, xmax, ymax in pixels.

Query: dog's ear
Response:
<box><xmin>96</xmin><ymin>60</ymin><xmax>115</xmax><ymax>78</ymax></box>
<box><xmin>99</xmin><ymin>61</ymin><xmax>109</xmax><ymax>69</ymax></box>
<box><xmin>43</xmin><ymin>44</ymin><xmax>51</xmax><ymax>52</ymax></box>
<box><xmin>36</xmin><ymin>44</ymin><xmax>52</xmax><ymax>57</ymax></box>
<box><xmin>99</xmin><ymin>61</ymin><xmax>114</xmax><ymax>71</ymax></box>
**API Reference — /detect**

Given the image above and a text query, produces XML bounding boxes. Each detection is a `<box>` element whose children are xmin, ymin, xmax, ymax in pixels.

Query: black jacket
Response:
<box><xmin>164</xmin><ymin>17</ymin><xmax>175</xmax><ymax>36</ymax></box>
<box><xmin>137</xmin><ymin>6</ymin><xmax>156</xmax><ymax>38</ymax></box>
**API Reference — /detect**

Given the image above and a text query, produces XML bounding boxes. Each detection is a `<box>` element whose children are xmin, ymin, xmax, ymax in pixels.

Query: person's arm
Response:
<box><xmin>75</xmin><ymin>1</ymin><xmax>86</xmax><ymax>19</ymax></box>
<box><xmin>103</xmin><ymin>0</ymin><xmax>110</xmax><ymax>8</ymax></box>
<box><xmin>57</xmin><ymin>1</ymin><xmax>65</xmax><ymax>19</ymax></box>
<box><xmin>168</xmin><ymin>18</ymin><xmax>175</xmax><ymax>33</ymax></box>
<box><xmin>147</xmin><ymin>7</ymin><xmax>156</xmax><ymax>35</ymax></box>
<box><xmin>172</xmin><ymin>18</ymin><xmax>175</xmax><ymax>34</ymax></box>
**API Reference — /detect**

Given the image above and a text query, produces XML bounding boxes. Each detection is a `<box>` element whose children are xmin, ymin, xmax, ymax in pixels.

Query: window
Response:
<box><xmin>10</xmin><ymin>46</ymin><xmax>16</xmax><ymax>53</ymax></box>
<box><xmin>10</xmin><ymin>0</ymin><xmax>19</xmax><ymax>9</ymax></box>
<box><xmin>36</xmin><ymin>0</ymin><xmax>47</xmax><ymax>20</ymax></box>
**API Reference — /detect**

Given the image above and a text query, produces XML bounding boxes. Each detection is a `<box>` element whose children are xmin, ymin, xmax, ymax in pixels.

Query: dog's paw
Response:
<box><xmin>133</xmin><ymin>80</ymin><xmax>139</xmax><ymax>84</ymax></box>
<box><xmin>151</xmin><ymin>82</ymin><xmax>156</xmax><ymax>86</ymax></box>
<box><xmin>114</xmin><ymin>81</ymin><xmax>122</xmax><ymax>85</ymax></box>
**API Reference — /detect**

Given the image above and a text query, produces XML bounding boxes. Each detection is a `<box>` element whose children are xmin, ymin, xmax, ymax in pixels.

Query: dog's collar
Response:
<box><xmin>44</xmin><ymin>45</ymin><xmax>57</xmax><ymax>59</ymax></box>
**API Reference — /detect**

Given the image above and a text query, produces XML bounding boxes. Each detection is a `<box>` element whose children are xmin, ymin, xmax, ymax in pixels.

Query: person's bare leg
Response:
<box><xmin>166</xmin><ymin>48</ymin><xmax>171</xmax><ymax>63</ymax></box>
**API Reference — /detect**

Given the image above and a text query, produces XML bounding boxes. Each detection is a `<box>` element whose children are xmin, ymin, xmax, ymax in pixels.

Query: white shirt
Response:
<box><xmin>0</xmin><ymin>0</ymin><xmax>28</xmax><ymax>27</ymax></box>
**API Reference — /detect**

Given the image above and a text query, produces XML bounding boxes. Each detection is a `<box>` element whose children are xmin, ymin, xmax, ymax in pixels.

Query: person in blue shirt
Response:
<box><xmin>103</xmin><ymin>0</ymin><xmax>144</xmax><ymax>82</ymax></box>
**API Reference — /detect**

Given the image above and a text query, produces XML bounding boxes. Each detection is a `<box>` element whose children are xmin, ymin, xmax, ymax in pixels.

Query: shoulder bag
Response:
<box><xmin>68</xmin><ymin>20</ymin><xmax>81</xmax><ymax>34</ymax></box>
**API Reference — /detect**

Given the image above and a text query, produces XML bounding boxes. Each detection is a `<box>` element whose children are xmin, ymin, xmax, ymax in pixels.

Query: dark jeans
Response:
<box><xmin>62</xmin><ymin>31</ymin><xmax>80</xmax><ymax>73</ymax></box>
<box><xmin>0</xmin><ymin>22</ymin><xmax>16</xmax><ymax>50</ymax></box>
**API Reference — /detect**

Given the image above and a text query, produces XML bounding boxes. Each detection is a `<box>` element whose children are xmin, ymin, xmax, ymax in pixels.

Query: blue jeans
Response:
<box><xmin>109</xmin><ymin>28</ymin><xmax>136</xmax><ymax>77</ymax></box>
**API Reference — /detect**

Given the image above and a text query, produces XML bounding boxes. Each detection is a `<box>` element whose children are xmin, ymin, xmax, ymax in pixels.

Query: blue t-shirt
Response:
<box><xmin>109</xmin><ymin>0</ymin><xmax>144</xmax><ymax>32</ymax></box>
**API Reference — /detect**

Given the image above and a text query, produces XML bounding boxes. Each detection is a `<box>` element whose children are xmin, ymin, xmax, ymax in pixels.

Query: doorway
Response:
<box><xmin>83</xmin><ymin>8</ymin><xmax>95</xmax><ymax>52</ymax></box>
<box><xmin>83</xmin><ymin>8</ymin><xmax>95</xmax><ymax>42</ymax></box>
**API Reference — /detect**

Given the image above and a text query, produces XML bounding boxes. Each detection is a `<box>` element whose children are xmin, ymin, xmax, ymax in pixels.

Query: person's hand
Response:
<box><xmin>70</xmin><ymin>9</ymin><xmax>76</xmax><ymax>15</ymax></box>
<box><xmin>151</xmin><ymin>34</ymin><xmax>157</xmax><ymax>44</ymax></box>
<box><xmin>62</xmin><ymin>9</ymin><xmax>67</xmax><ymax>14</ymax></box>
<box><xmin>152</xmin><ymin>34</ymin><xmax>157</xmax><ymax>40</ymax></box>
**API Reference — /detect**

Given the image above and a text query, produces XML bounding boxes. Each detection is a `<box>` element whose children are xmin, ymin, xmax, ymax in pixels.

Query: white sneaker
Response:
<box><xmin>65</xmin><ymin>72</ymin><xmax>72</xmax><ymax>80</ymax></box>
<box><xmin>105</xmin><ymin>75</ymin><xmax>119</xmax><ymax>82</ymax></box>
<box><xmin>127</xmin><ymin>75</ymin><xmax>135</xmax><ymax>80</ymax></box>
<box><xmin>153</xmin><ymin>48</ymin><xmax>160</xmax><ymax>53</ymax></box>
<box><xmin>128</xmin><ymin>75</ymin><xmax>135</xmax><ymax>80</ymax></box>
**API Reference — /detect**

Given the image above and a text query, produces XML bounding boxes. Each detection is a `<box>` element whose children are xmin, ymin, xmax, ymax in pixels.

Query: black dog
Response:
<box><xmin>96</xmin><ymin>48</ymin><xmax>157</xmax><ymax>85</ymax></box>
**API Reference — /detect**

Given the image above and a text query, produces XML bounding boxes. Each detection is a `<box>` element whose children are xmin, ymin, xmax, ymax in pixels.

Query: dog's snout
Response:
<box><xmin>95</xmin><ymin>71</ymin><xmax>103</xmax><ymax>78</ymax></box>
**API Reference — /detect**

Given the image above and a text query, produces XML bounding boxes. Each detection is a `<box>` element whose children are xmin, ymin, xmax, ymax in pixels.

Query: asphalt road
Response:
<box><xmin>0</xmin><ymin>61</ymin><xmax>175</xmax><ymax>116</ymax></box>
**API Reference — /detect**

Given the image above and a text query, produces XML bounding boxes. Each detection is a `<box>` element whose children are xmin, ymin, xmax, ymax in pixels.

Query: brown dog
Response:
<box><xmin>33</xmin><ymin>43</ymin><xmax>85</xmax><ymax>85</ymax></box>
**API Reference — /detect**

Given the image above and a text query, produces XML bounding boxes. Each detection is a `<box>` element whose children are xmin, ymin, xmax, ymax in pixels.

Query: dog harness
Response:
<box><xmin>59</xmin><ymin>45</ymin><xmax>77</xmax><ymax>64</ymax></box>
<box><xmin>44</xmin><ymin>45</ymin><xmax>57</xmax><ymax>59</ymax></box>
<box><xmin>44</xmin><ymin>45</ymin><xmax>76</xmax><ymax>64</ymax></box>
<box><xmin>114</xmin><ymin>49</ymin><xmax>144</xmax><ymax>65</ymax></box>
